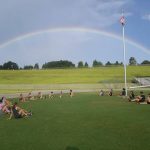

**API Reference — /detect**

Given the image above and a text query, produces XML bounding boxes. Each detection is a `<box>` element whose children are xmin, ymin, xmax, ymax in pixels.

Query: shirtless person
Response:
<box><xmin>27</xmin><ymin>92</ymin><xmax>34</xmax><ymax>100</ymax></box>
<box><xmin>19</xmin><ymin>94</ymin><xmax>26</xmax><ymax>102</ymax></box>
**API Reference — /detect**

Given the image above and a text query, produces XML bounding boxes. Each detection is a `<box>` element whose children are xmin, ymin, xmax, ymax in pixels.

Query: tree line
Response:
<box><xmin>0</xmin><ymin>57</ymin><xmax>149</xmax><ymax>70</ymax></box>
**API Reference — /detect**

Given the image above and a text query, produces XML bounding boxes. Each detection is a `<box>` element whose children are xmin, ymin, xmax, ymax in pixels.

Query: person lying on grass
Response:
<box><xmin>135</xmin><ymin>91</ymin><xmax>146</xmax><ymax>104</ymax></box>
<box><xmin>8</xmin><ymin>102</ymin><xmax>32</xmax><ymax>119</ymax></box>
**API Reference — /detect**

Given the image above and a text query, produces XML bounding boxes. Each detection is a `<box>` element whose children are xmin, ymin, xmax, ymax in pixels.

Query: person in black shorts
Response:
<box><xmin>8</xmin><ymin>102</ymin><xmax>32</xmax><ymax>119</ymax></box>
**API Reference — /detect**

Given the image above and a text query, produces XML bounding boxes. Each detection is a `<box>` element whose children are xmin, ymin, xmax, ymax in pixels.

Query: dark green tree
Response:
<box><xmin>24</xmin><ymin>65</ymin><xmax>33</xmax><ymax>70</ymax></box>
<box><xmin>42</xmin><ymin>60</ymin><xmax>75</xmax><ymax>69</ymax></box>
<box><xmin>84</xmin><ymin>62</ymin><xmax>89</xmax><ymax>68</ymax></box>
<box><xmin>114</xmin><ymin>61</ymin><xmax>119</xmax><ymax>65</ymax></box>
<box><xmin>92</xmin><ymin>60</ymin><xmax>103</xmax><ymax>67</ymax></box>
<box><xmin>78</xmin><ymin>61</ymin><xmax>84</xmax><ymax>68</ymax></box>
<box><xmin>129</xmin><ymin>57</ymin><xmax>137</xmax><ymax>65</ymax></box>
<box><xmin>105</xmin><ymin>61</ymin><xmax>112</xmax><ymax>66</ymax></box>
<box><xmin>34</xmin><ymin>63</ymin><xmax>39</xmax><ymax>69</ymax></box>
<box><xmin>120</xmin><ymin>62</ymin><xmax>123</xmax><ymax>65</ymax></box>
<box><xmin>141</xmin><ymin>60</ymin><xmax>150</xmax><ymax>65</ymax></box>
<box><xmin>3</xmin><ymin>61</ymin><xmax>19</xmax><ymax>70</ymax></box>
<box><xmin>0</xmin><ymin>65</ymin><xmax>3</xmax><ymax>70</ymax></box>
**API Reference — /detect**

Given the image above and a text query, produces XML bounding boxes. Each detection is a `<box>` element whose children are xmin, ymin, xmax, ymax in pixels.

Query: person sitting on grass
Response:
<box><xmin>0</xmin><ymin>97</ymin><xmax>6</xmax><ymax>115</ymax></box>
<box><xmin>60</xmin><ymin>91</ymin><xmax>63</xmax><ymax>98</ymax></box>
<box><xmin>99</xmin><ymin>90</ymin><xmax>104</xmax><ymax>96</ymax></box>
<box><xmin>69</xmin><ymin>89</ymin><xmax>73</xmax><ymax>97</ymax></box>
<box><xmin>0</xmin><ymin>97</ymin><xmax>12</xmax><ymax>114</ymax></box>
<box><xmin>27</xmin><ymin>92</ymin><xmax>34</xmax><ymax>100</ymax></box>
<box><xmin>135</xmin><ymin>91</ymin><xmax>146</xmax><ymax>104</ymax></box>
<box><xmin>8</xmin><ymin>102</ymin><xmax>32</xmax><ymax>119</ymax></box>
<box><xmin>37</xmin><ymin>92</ymin><xmax>43</xmax><ymax>99</ymax></box>
<box><xmin>0</xmin><ymin>97</ymin><xmax>6</xmax><ymax>111</ymax></box>
<box><xmin>19</xmin><ymin>93</ymin><xmax>26</xmax><ymax>102</ymax></box>
<box><xmin>120</xmin><ymin>88</ymin><xmax>126</xmax><ymax>96</ymax></box>
<box><xmin>49</xmin><ymin>91</ymin><xmax>54</xmax><ymax>98</ymax></box>
<box><xmin>128</xmin><ymin>91</ymin><xmax>135</xmax><ymax>102</ymax></box>
<box><xmin>146</xmin><ymin>93</ymin><xmax>150</xmax><ymax>104</ymax></box>
<box><xmin>108</xmin><ymin>89</ymin><xmax>113</xmax><ymax>96</ymax></box>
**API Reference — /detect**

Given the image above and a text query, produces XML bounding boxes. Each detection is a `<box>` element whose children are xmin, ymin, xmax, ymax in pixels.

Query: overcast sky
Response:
<box><xmin>0</xmin><ymin>0</ymin><xmax>150</xmax><ymax>67</ymax></box>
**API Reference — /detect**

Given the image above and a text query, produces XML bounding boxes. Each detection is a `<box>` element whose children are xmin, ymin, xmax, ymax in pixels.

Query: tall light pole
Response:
<box><xmin>120</xmin><ymin>12</ymin><xmax>128</xmax><ymax>96</ymax></box>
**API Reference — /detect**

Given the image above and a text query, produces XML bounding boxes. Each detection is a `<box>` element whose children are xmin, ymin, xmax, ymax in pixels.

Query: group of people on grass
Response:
<box><xmin>0</xmin><ymin>89</ymin><xmax>74</xmax><ymax>119</ymax></box>
<box><xmin>19</xmin><ymin>89</ymin><xmax>74</xmax><ymax>102</ymax></box>
<box><xmin>1</xmin><ymin>88</ymin><xmax>149</xmax><ymax>120</ymax></box>
<box><xmin>99</xmin><ymin>89</ymin><xmax>113</xmax><ymax>96</ymax></box>
<box><xmin>19</xmin><ymin>91</ymin><xmax>43</xmax><ymax>102</ymax></box>
<box><xmin>99</xmin><ymin>88</ymin><xmax>150</xmax><ymax>104</ymax></box>
<box><xmin>0</xmin><ymin>96</ymin><xmax>32</xmax><ymax>119</ymax></box>
<box><xmin>119</xmin><ymin>88</ymin><xmax>150</xmax><ymax>104</ymax></box>
<box><xmin>128</xmin><ymin>91</ymin><xmax>150</xmax><ymax>104</ymax></box>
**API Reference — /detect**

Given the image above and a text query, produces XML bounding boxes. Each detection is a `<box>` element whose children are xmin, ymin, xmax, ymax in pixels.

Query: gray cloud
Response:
<box><xmin>0</xmin><ymin>0</ymin><xmax>132</xmax><ymax>44</ymax></box>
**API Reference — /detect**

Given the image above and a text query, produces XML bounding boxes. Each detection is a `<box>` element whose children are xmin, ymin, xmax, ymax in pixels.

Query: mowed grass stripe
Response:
<box><xmin>0</xmin><ymin>93</ymin><xmax>150</xmax><ymax>150</ymax></box>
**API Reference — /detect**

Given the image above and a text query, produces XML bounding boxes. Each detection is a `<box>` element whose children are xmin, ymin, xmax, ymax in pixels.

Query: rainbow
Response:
<box><xmin>0</xmin><ymin>27</ymin><xmax>150</xmax><ymax>54</ymax></box>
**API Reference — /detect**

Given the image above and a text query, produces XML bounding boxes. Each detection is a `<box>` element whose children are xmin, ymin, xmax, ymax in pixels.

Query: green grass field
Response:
<box><xmin>1</xmin><ymin>93</ymin><xmax>150</xmax><ymax>150</ymax></box>
<box><xmin>0</xmin><ymin>66</ymin><xmax>149</xmax><ymax>94</ymax></box>
<box><xmin>0</xmin><ymin>66</ymin><xmax>149</xmax><ymax>84</ymax></box>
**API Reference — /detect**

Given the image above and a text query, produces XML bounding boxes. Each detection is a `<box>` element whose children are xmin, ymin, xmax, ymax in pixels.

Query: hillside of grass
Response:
<box><xmin>0</xmin><ymin>66</ymin><xmax>149</xmax><ymax>84</ymax></box>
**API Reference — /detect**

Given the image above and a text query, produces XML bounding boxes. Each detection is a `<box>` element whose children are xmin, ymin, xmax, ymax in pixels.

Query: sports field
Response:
<box><xmin>1</xmin><ymin>93</ymin><xmax>150</xmax><ymax>150</ymax></box>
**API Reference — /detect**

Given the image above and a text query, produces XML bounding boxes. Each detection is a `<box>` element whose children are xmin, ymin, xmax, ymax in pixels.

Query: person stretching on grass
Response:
<box><xmin>8</xmin><ymin>102</ymin><xmax>32</xmax><ymax>119</ymax></box>
<box><xmin>135</xmin><ymin>91</ymin><xmax>146</xmax><ymax>104</ymax></box>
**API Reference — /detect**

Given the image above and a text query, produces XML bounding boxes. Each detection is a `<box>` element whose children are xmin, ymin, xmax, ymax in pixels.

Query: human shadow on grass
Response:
<box><xmin>65</xmin><ymin>146</ymin><xmax>80</xmax><ymax>150</ymax></box>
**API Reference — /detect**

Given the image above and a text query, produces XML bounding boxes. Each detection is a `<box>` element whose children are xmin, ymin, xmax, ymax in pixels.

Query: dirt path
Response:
<box><xmin>0</xmin><ymin>89</ymin><xmax>99</xmax><ymax>99</ymax></box>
